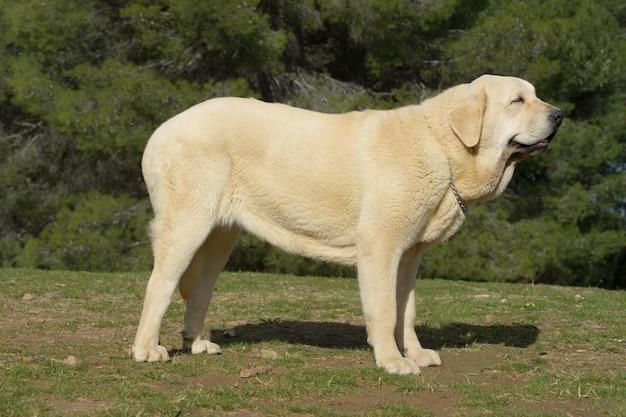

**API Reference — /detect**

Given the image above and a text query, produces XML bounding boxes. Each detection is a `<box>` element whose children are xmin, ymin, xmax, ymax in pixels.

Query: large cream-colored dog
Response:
<box><xmin>132</xmin><ymin>75</ymin><xmax>563</xmax><ymax>374</ymax></box>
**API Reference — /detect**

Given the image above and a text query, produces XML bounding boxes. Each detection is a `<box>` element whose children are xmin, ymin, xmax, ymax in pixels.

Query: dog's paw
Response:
<box><xmin>405</xmin><ymin>348</ymin><xmax>442</xmax><ymax>367</ymax></box>
<box><xmin>132</xmin><ymin>344</ymin><xmax>169</xmax><ymax>362</ymax></box>
<box><xmin>190</xmin><ymin>339</ymin><xmax>222</xmax><ymax>355</ymax></box>
<box><xmin>377</xmin><ymin>357</ymin><xmax>421</xmax><ymax>375</ymax></box>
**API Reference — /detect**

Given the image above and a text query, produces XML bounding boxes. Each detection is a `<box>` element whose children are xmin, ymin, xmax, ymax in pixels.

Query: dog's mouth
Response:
<box><xmin>510</xmin><ymin>129</ymin><xmax>559</xmax><ymax>155</ymax></box>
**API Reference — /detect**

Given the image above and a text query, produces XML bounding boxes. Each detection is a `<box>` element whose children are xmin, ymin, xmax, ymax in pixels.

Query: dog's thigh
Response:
<box><xmin>395</xmin><ymin>250</ymin><xmax>441</xmax><ymax>368</ymax></box>
<box><xmin>181</xmin><ymin>226</ymin><xmax>240</xmax><ymax>354</ymax></box>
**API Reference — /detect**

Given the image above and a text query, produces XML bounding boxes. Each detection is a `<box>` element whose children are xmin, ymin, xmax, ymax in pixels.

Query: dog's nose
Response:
<box><xmin>550</xmin><ymin>109</ymin><xmax>564</xmax><ymax>126</ymax></box>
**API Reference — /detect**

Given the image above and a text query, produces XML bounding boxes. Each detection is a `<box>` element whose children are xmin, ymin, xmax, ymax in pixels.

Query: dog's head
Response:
<box><xmin>449</xmin><ymin>74</ymin><xmax>564</xmax><ymax>158</ymax></box>
<box><xmin>423</xmin><ymin>74</ymin><xmax>564</xmax><ymax>204</ymax></box>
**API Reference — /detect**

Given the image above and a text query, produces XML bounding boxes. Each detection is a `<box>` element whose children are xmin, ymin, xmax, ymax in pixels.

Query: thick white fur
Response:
<box><xmin>132</xmin><ymin>75</ymin><xmax>562</xmax><ymax>374</ymax></box>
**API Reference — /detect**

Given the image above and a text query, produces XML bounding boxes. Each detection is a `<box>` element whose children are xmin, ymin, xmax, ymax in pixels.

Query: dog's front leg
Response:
<box><xmin>357</xmin><ymin>245</ymin><xmax>421</xmax><ymax>375</ymax></box>
<box><xmin>395</xmin><ymin>249</ymin><xmax>442</xmax><ymax>368</ymax></box>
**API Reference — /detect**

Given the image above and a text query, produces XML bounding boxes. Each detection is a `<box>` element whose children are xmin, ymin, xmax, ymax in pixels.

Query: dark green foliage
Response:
<box><xmin>0</xmin><ymin>0</ymin><xmax>624</xmax><ymax>287</ymax></box>
<box><xmin>16</xmin><ymin>191</ymin><xmax>153</xmax><ymax>272</ymax></box>
<box><xmin>122</xmin><ymin>0</ymin><xmax>287</xmax><ymax>81</ymax></box>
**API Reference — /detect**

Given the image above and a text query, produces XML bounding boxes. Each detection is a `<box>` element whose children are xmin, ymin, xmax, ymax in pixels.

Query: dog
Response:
<box><xmin>132</xmin><ymin>74</ymin><xmax>563</xmax><ymax>374</ymax></box>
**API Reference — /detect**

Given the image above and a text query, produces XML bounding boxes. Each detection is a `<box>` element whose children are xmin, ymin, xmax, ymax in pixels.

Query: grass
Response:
<box><xmin>1</xmin><ymin>268</ymin><xmax>625</xmax><ymax>416</ymax></box>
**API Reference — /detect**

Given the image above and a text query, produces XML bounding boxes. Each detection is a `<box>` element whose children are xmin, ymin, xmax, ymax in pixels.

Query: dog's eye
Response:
<box><xmin>511</xmin><ymin>96</ymin><xmax>524</xmax><ymax>105</ymax></box>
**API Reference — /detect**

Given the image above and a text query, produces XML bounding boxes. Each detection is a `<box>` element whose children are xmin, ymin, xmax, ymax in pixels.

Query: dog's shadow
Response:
<box><xmin>209</xmin><ymin>320</ymin><xmax>539</xmax><ymax>350</ymax></box>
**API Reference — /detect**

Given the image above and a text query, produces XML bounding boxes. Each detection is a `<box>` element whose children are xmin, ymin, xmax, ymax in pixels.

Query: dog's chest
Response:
<box><xmin>419</xmin><ymin>191</ymin><xmax>465</xmax><ymax>244</ymax></box>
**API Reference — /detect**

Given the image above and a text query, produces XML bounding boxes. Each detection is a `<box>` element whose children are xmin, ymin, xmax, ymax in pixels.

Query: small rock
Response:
<box><xmin>22</xmin><ymin>293</ymin><xmax>33</xmax><ymax>301</ymax></box>
<box><xmin>63</xmin><ymin>355</ymin><xmax>81</xmax><ymax>366</ymax></box>
<box><xmin>574</xmin><ymin>294</ymin><xmax>584</xmax><ymax>302</ymax></box>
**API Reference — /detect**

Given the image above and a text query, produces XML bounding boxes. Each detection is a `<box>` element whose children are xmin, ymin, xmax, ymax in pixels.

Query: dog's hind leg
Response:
<box><xmin>131</xmin><ymin>207</ymin><xmax>218</xmax><ymax>362</ymax></box>
<box><xmin>179</xmin><ymin>225</ymin><xmax>240</xmax><ymax>355</ymax></box>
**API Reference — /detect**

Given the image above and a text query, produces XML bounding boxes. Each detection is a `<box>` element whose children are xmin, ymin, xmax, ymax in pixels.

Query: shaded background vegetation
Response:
<box><xmin>1</xmin><ymin>0</ymin><xmax>624</xmax><ymax>287</ymax></box>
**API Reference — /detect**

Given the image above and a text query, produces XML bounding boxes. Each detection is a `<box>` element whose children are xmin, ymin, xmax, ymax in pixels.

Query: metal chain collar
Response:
<box><xmin>449</xmin><ymin>179</ymin><xmax>468</xmax><ymax>213</ymax></box>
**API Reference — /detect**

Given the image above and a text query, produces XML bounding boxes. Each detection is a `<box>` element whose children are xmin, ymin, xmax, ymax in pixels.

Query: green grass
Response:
<box><xmin>1</xmin><ymin>268</ymin><xmax>625</xmax><ymax>416</ymax></box>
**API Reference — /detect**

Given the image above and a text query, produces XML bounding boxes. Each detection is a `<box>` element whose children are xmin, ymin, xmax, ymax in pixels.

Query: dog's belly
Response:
<box><xmin>224</xmin><ymin>167</ymin><xmax>360</xmax><ymax>265</ymax></box>
<box><xmin>234</xmin><ymin>207</ymin><xmax>359</xmax><ymax>265</ymax></box>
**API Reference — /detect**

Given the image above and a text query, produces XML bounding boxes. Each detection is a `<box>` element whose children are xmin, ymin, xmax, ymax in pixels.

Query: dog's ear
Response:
<box><xmin>449</xmin><ymin>92</ymin><xmax>486</xmax><ymax>148</ymax></box>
